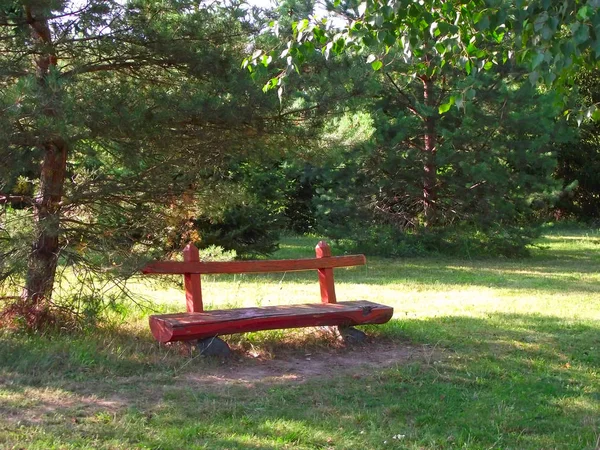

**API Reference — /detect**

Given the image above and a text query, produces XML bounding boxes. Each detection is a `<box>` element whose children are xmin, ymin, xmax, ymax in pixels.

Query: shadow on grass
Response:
<box><xmin>198</xmin><ymin>256</ymin><xmax>600</xmax><ymax>297</ymax></box>
<box><xmin>1</xmin><ymin>312</ymin><xmax>599</xmax><ymax>449</ymax></box>
<box><xmin>187</xmin><ymin>231</ymin><xmax>600</xmax><ymax>296</ymax></box>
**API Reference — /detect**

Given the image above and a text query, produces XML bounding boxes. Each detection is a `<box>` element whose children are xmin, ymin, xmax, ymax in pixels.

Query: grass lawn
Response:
<box><xmin>1</xmin><ymin>229</ymin><xmax>599</xmax><ymax>449</ymax></box>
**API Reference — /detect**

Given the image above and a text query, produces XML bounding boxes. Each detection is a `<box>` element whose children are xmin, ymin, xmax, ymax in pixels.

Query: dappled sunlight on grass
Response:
<box><xmin>540</xmin><ymin>233</ymin><xmax>600</xmax><ymax>242</ymax></box>
<box><xmin>79</xmin><ymin>229</ymin><xmax>600</xmax><ymax>323</ymax></box>
<box><xmin>1</xmin><ymin>230</ymin><xmax>599</xmax><ymax>449</ymax></box>
<box><xmin>1</xmin><ymin>310</ymin><xmax>598</xmax><ymax>448</ymax></box>
<box><xmin>442</xmin><ymin>264</ymin><xmax>598</xmax><ymax>278</ymax></box>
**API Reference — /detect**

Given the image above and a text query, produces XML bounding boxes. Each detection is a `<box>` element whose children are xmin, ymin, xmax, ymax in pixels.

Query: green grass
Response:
<box><xmin>1</xmin><ymin>229</ymin><xmax>599</xmax><ymax>449</ymax></box>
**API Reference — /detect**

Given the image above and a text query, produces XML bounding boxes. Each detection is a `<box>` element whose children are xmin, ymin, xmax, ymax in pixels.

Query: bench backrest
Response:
<box><xmin>142</xmin><ymin>254</ymin><xmax>365</xmax><ymax>275</ymax></box>
<box><xmin>142</xmin><ymin>241</ymin><xmax>365</xmax><ymax>313</ymax></box>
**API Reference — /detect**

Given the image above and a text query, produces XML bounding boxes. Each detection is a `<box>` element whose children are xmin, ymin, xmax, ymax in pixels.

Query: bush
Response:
<box><xmin>328</xmin><ymin>222</ymin><xmax>540</xmax><ymax>259</ymax></box>
<box><xmin>194</xmin><ymin>204</ymin><xmax>282</xmax><ymax>258</ymax></box>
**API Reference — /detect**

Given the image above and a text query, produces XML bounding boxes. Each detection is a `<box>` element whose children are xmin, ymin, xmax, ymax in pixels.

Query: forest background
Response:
<box><xmin>1</xmin><ymin>0</ymin><xmax>599</xmax><ymax>327</ymax></box>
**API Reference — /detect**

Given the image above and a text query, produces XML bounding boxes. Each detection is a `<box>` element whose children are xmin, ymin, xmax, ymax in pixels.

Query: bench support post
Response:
<box><xmin>315</xmin><ymin>241</ymin><xmax>336</xmax><ymax>304</ymax></box>
<box><xmin>183</xmin><ymin>243</ymin><xmax>203</xmax><ymax>312</ymax></box>
<box><xmin>197</xmin><ymin>336</ymin><xmax>231</xmax><ymax>357</ymax></box>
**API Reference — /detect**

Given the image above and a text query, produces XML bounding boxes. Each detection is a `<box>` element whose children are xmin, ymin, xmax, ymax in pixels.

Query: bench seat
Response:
<box><xmin>149</xmin><ymin>300</ymin><xmax>393</xmax><ymax>343</ymax></box>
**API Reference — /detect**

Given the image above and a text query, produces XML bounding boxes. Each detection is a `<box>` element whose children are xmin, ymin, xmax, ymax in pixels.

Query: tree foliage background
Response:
<box><xmin>1</xmin><ymin>0</ymin><xmax>599</xmax><ymax>327</ymax></box>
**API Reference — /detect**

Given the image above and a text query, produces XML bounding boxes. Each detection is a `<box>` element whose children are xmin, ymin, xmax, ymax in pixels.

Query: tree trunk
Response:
<box><xmin>19</xmin><ymin>4</ymin><xmax>67</xmax><ymax>324</ymax></box>
<box><xmin>421</xmin><ymin>75</ymin><xmax>437</xmax><ymax>227</ymax></box>
<box><xmin>21</xmin><ymin>140</ymin><xmax>68</xmax><ymax>305</ymax></box>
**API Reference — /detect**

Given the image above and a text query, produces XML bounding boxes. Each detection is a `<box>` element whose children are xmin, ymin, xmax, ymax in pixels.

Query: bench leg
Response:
<box><xmin>337</xmin><ymin>326</ymin><xmax>367</xmax><ymax>344</ymax></box>
<box><xmin>197</xmin><ymin>336</ymin><xmax>231</xmax><ymax>357</ymax></box>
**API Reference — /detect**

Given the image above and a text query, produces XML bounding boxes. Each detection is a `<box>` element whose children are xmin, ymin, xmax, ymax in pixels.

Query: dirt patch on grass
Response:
<box><xmin>0</xmin><ymin>386</ymin><xmax>126</xmax><ymax>426</ymax></box>
<box><xmin>183</xmin><ymin>340</ymin><xmax>434</xmax><ymax>386</ymax></box>
<box><xmin>0</xmin><ymin>337</ymin><xmax>434</xmax><ymax>426</ymax></box>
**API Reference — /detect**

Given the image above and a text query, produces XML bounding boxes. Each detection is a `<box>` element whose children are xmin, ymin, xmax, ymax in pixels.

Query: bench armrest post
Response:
<box><xmin>183</xmin><ymin>243</ymin><xmax>203</xmax><ymax>312</ymax></box>
<box><xmin>315</xmin><ymin>240</ymin><xmax>336</xmax><ymax>304</ymax></box>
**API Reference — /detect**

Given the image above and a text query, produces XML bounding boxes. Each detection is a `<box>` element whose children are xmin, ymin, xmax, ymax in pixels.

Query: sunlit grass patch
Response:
<box><xmin>1</xmin><ymin>229</ymin><xmax>599</xmax><ymax>449</ymax></box>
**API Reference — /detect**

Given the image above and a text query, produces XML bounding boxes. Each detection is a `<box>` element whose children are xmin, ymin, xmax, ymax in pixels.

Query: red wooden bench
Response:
<box><xmin>142</xmin><ymin>241</ymin><xmax>393</xmax><ymax>354</ymax></box>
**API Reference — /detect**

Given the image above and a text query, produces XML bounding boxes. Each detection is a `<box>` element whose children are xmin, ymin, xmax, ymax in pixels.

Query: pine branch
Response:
<box><xmin>0</xmin><ymin>195</ymin><xmax>33</xmax><ymax>205</ymax></box>
<box><xmin>385</xmin><ymin>72</ymin><xmax>424</xmax><ymax>120</ymax></box>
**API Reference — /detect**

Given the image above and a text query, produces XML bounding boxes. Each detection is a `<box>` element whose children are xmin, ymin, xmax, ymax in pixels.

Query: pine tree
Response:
<box><xmin>554</xmin><ymin>70</ymin><xmax>600</xmax><ymax>221</ymax></box>
<box><xmin>311</xmin><ymin>65</ymin><xmax>569</xmax><ymax>256</ymax></box>
<box><xmin>0</xmin><ymin>0</ymin><xmax>283</xmax><ymax>326</ymax></box>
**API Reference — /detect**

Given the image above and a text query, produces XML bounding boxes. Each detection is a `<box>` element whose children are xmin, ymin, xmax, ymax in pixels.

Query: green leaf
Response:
<box><xmin>532</xmin><ymin>52</ymin><xmax>544</xmax><ymax>69</ymax></box>
<box><xmin>438</xmin><ymin>96</ymin><xmax>455</xmax><ymax>114</ymax></box>
<box><xmin>333</xmin><ymin>38</ymin><xmax>345</xmax><ymax>54</ymax></box>
<box><xmin>529</xmin><ymin>70</ymin><xmax>539</xmax><ymax>86</ymax></box>
<box><xmin>371</xmin><ymin>60</ymin><xmax>383</xmax><ymax>71</ymax></box>
<box><xmin>577</xmin><ymin>6</ymin><xmax>590</xmax><ymax>21</ymax></box>
<box><xmin>534</xmin><ymin>12</ymin><xmax>548</xmax><ymax>32</ymax></box>
<box><xmin>383</xmin><ymin>33</ymin><xmax>396</xmax><ymax>46</ymax></box>
<box><xmin>477</xmin><ymin>15</ymin><xmax>490</xmax><ymax>31</ymax></box>
<box><xmin>594</xmin><ymin>39</ymin><xmax>600</xmax><ymax>58</ymax></box>
<box><xmin>313</xmin><ymin>26</ymin><xmax>326</xmax><ymax>44</ymax></box>
<box><xmin>297</xmin><ymin>19</ymin><xmax>309</xmax><ymax>33</ymax></box>
<box><xmin>574</xmin><ymin>24</ymin><xmax>590</xmax><ymax>45</ymax></box>
<box><xmin>493</xmin><ymin>31</ymin><xmax>505</xmax><ymax>43</ymax></box>
<box><xmin>484</xmin><ymin>61</ymin><xmax>493</xmax><ymax>70</ymax></box>
<box><xmin>261</xmin><ymin>54</ymin><xmax>272</xmax><ymax>67</ymax></box>
<box><xmin>541</xmin><ymin>25</ymin><xmax>553</xmax><ymax>40</ymax></box>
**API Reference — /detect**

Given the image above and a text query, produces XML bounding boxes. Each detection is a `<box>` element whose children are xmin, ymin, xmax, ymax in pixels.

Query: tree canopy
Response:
<box><xmin>247</xmin><ymin>0</ymin><xmax>600</xmax><ymax>119</ymax></box>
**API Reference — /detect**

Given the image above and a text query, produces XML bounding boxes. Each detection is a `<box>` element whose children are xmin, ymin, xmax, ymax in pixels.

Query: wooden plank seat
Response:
<box><xmin>142</xmin><ymin>241</ymin><xmax>393</xmax><ymax>347</ymax></box>
<box><xmin>150</xmin><ymin>301</ymin><xmax>393</xmax><ymax>343</ymax></box>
